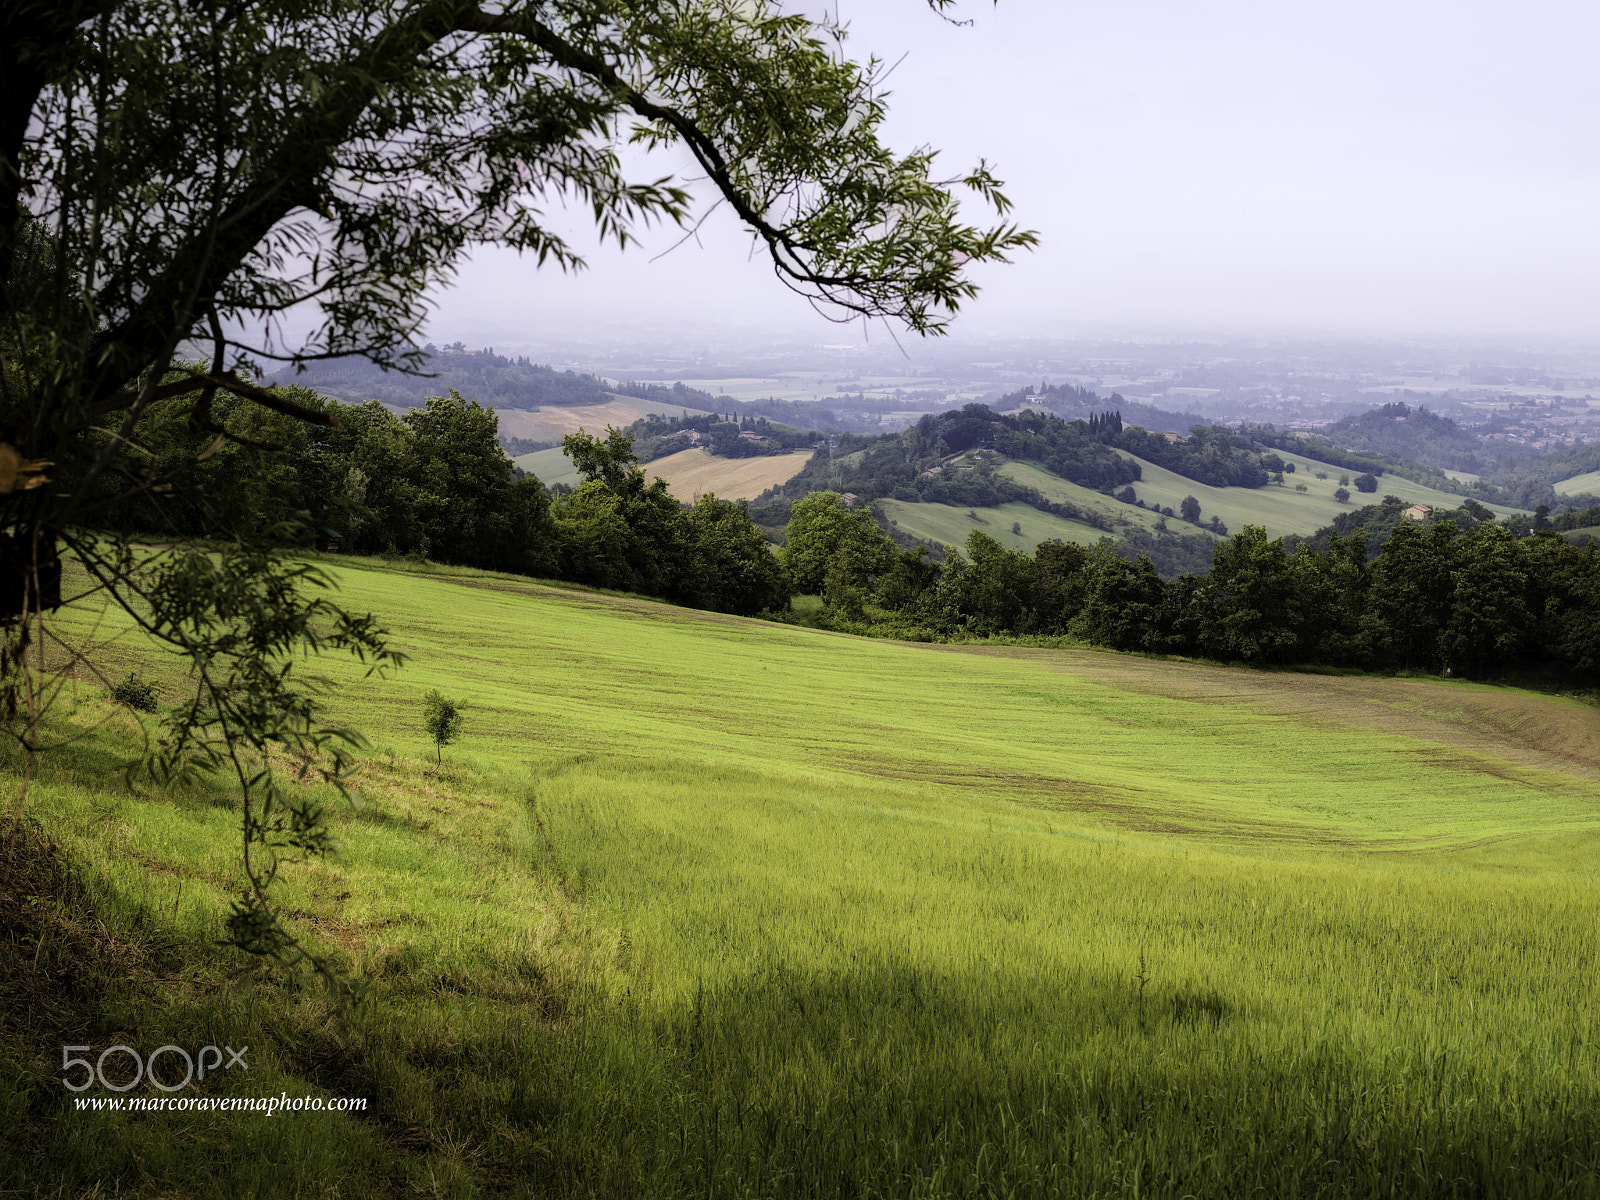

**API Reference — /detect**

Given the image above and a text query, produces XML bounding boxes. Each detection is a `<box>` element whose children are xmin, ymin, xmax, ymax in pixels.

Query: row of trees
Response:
<box><xmin>785</xmin><ymin>492</ymin><xmax>1600</xmax><ymax>680</ymax></box>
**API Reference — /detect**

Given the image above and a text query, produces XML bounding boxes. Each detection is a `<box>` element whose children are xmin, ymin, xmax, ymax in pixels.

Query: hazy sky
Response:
<box><xmin>427</xmin><ymin>0</ymin><xmax>1600</xmax><ymax>349</ymax></box>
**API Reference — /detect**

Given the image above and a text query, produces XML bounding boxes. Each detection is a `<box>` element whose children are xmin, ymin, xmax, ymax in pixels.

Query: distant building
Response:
<box><xmin>1162</xmin><ymin>431</ymin><xmax>1183</xmax><ymax>444</ymax></box>
<box><xmin>840</xmin><ymin>492</ymin><xmax>860</xmax><ymax>507</ymax></box>
<box><xmin>1402</xmin><ymin>504</ymin><xmax>1431</xmax><ymax>522</ymax></box>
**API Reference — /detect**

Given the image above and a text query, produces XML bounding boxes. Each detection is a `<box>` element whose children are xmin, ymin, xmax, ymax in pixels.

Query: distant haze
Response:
<box><xmin>426</xmin><ymin>0</ymin><xmax>1600</xmax><ymax>348</ymax></box>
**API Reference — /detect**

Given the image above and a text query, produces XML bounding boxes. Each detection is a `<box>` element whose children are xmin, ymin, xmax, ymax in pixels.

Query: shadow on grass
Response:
<box><xmin>6</xmin><ymin>822</ymin><xmax>1598</xmax><ymax>1199</ymax></box>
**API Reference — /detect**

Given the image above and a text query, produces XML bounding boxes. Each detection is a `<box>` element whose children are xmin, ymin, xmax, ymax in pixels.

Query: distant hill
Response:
<box><xmin>1025</xmin><ymin>383</ymin><xmax>1205</xmax><ymax>435</ymax></box>
<box><xmin>269</xmin><ymin>347</ymin><xmax>897</xmax><ymax>436</ymax></box>
<box><xmin>1319</xmin><ymin>401</ymin><xmax>1484</xmax><ymax>472</ymax></box>
<box><xmin>267</xmin><ymin>344</ymin><xmax>621</xmax><ymax>409</ymax></box>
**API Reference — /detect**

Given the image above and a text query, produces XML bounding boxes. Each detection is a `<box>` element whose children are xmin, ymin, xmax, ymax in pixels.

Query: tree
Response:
<box><xmin>681</xmin><ymin>494</ymin><xmax>791</xmax><ymax>616</ymax></box>
<box><xmin>1354</xmin><ymin>473</ymin><xmax>1379</xmax><ymax>494</ymax></box>
<box><xmin>1334</xmin><ymin>487</ymin><xmax>1351</xmax><ymax>503</ymax></box>
<box><xmin>1194</xmin><ymin>526</ymin><xmax>1305</xmax><ymax>663</ymax></box>
<box><xmin>1180</xmin><ymin>495</ymin><xmax>1202</xmax><ymax>524</ymax></box>
<box><xmin>1</xmin><ymin>0</ymin><xmax>1031</xmax><ymax>969</ymax></box>
<box><xmin>1070</xmin><ymin>543</ymin><xmax>1166</xmax><ymax>652</ymax></box>
<box><xmin>1365</xmin><ymin>521</ymin><xmax>1458</xmax><ymax>672</ymax></box>
<box><xmin>783</xmin><ymin>492</ymin><xmax>896</xmax><ymax>598</ymax></box>
<box><xmin>1438</xmin><ymin>525</ymin><xmax>1530</xmax><ymax>677</ymax></box>
<box><xmin>422</xmin><ymin>690</ymin><xmax>466</xmax><ymax>763</ymax></box>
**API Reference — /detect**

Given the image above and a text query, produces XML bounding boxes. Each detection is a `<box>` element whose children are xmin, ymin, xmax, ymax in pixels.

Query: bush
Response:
<box><xmin>110</xmin><ymin>672</ymin><xmax>158</xmax><ymax>713</ymax></box>
<box><xmin>1354</xmin><ymin>473</ymin><xmax>1379</xmax><ymax>493</ymax></box>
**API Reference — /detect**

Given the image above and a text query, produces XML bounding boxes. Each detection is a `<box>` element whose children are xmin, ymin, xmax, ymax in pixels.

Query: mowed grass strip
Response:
<box><xmin>11</xmin><ymin>557</ymin><xmax>1600</xmax><ymax>1197</ymax></box>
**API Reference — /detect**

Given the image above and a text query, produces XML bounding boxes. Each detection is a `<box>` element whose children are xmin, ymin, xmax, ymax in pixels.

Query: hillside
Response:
<box><xmin>1120</xmin><ymin>446</ymin><xmax>1525</xmax><ymax>540</ymax></box>
<box><xmin>10</xmin><ymin>557</ymin><xmax>1600</xmax><ymax>1197</ymax></box>
<box><xmin>269</xmin><ymin>344</ymin><xmax>623</xmax><ymax>410</ymax></box>
<box><xmin>496</xmin><ymin>394</ymin><xmax>714</xmax><ymax>446</ymax></box>
<box><xmin>515</xmin><ymin>444</ymin><xmax>812</xmax><ymax>501</ymax></box>
<box><xmin>877</xmin><ymin>498</ymin><xmax>1110</xmax><ymax>552</ymax></box>
<box><xmin>1555</xmin><ymin>467</ymin><xmax>1600</xmax><ymax>497</ymax></box>
<box><xmin>1319</xmin><ymin>401</ymin><xmax>1485</xmax><ymax>471</ymax></box>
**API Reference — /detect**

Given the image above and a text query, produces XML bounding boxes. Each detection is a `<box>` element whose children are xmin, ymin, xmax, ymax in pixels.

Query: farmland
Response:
<box><xmin>1120</xmin><ymin>448</ymin><xmax>1525</xmax><ymax>540</ymax></box>
<box><xmin>7</xmin><ymin>556</ymin><xmax>1600</xmax><ymax>1197</ymax></box>
<box><xmin>632</xmin><ymin>447</ymin><xmax>813</xmax><ymax>502</ymax></box>
<box><xmin>494</xmin><ymin>394</ymin><xmax>711</xmax><ymax>446</ymax></box>
<box><xmin>998</xmin><ymin>459</ymin><xmax>1203</xmax><ymax>539</ymax></box>
<box><xmin>514</xmin><ymin>445</ymin><xmax>813</xmax><ymax>501</ymax></box>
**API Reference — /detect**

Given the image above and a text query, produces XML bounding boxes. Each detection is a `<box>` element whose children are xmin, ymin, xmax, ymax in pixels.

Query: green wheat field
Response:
<box><xmin>4</xmin><ymin>554</ymin><xmax>1600</xmax><ymax>1197</ymax></box>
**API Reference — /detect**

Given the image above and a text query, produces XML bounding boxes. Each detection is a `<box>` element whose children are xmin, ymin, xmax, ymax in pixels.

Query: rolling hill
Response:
<box><xmin>1555</xmin><ymin>467</ymin><xmax>1600</xmax><ymax>497</ymax></box>
<box><xmin>495</xmin><ymin>395</ymin><xmax>713</xmax><ymax>446</ymax></box>
<box><xmin>878</xmin><ymin>498</ymin><xmax>1111</xmax><ymax>552</ymax></box>
<box><xmin>1116</xmin><ymin>446</ymin><xmax>1526</xmax><ymax>539</ymax></box>
<box><xmin>13</xmin><ymin>555</ymin><xmax>1600</xmax><ymax>1196</ymax></box>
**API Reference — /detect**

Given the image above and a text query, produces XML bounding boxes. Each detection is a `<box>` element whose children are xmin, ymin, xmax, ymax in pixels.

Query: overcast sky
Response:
<box><xmin>426</xmin><ymin>0</ymin><xmax>1600</xmax><ymax>349</ymax></box>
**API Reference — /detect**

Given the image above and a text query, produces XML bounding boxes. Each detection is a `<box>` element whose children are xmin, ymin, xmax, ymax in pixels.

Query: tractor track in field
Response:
<box><xmin>957</xmin><ymin>648</ymin><xmax>1600</xmax><ymax>788</ymax></box>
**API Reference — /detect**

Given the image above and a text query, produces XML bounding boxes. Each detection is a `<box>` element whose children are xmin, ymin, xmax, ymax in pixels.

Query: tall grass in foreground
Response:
<box><xmin>3</xmin><ymin>557</ymin><xmax>1599</xmax><ymax>1197</ymax></box>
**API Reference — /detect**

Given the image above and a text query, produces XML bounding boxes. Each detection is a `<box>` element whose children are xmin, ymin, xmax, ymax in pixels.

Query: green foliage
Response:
<box><xmin>783</xmin><ymin>492</ymin><xmax>896</xmax><ymax>598</ymax></box>
<box><xmin>1323</xmin><ymin>401</ymin><xmax>1483</xmax><ymax>472</ymax></box>
<box><xmin>1180</xmin><ymin>495</ymin><xmax>1202</xmax><ymax>523</ymax></box>
<box><xmin>109</xmin><ymin>673</ymin><xmax>157</xmax><ymax>713</ymax></box>
<box><xmin>548</xmin><ymin>427</ymin><xmax>790</xmax><ymax>615</ymax></box>
<box><xmin>1354</xmin><ymin>472</ymin><xmax>1380</xmax><ymax>493</ymax></box>
<box><xmin>845</xmin><ymin>491</ymin><xmax>1600</xmax><ymax>681</ymax></box>
<box><xmin>421</xmin><ymin>690</ymin><xmax>465</xmax><ymax>763</ymax></box>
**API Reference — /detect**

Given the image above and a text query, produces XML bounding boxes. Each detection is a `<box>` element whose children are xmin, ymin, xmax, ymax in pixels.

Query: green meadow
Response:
<box><xmin>511</xmin><ymin>444</ymin><xmax>583</xmax><ymax>487</ymax></box>
<box><xmin>878</xmin><ymin>498</ymin><xmax>1110</xmax><ymax>554</ymax></box>
<box><xmin>1556</xmin><ymin>467</ymin><xmax>1600</xmax><ymax>497</ymax></box>
<box><xmin>997</xmin><ymin>460</ymin><xmax>1207</xmax><ymax>539</ymax></box>
<box><xmin>1120</xmin><ymin>449</ymin><xmax>1524</xmax><ymax>540</ymax></box>
<box><xmin>5</xmin><ymin>556</ymin><xmax>1600</xmax><ymax>1197</ymax></box>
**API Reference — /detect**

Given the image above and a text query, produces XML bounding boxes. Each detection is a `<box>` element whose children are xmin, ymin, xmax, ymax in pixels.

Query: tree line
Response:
<box><xmin>105</xmin><ymin>387</ymin><xmax>787</xmax><ymax>617</ymax></box>
<box><xmin>101</xmin><ymin>380</ymin><xmax>1600</xmax><ymax>680</ymax></box>
<box><xmin>784</xmin><ymin>491</ymin><xmax>1600</xmax><ymax>682</ymax></box>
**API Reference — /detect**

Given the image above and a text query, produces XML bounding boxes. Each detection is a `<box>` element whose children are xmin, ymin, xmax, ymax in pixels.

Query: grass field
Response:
<box><xmin>998</xmin><ymin>460</ymin><xmax>1211</xmax><ymax>539</ymax></box>
<box><xmin>6</xmin><ymin>557</ymin><xmax>1600</xmax><ymax>1197</ymax></box>
<box><xmin>1555</xmin><ymin>467</ymin><xmax>1600</xmax><ymax>497</ymax></box>
<box><xmin>513</xmin><ymin>446</ymin><xmax>813</xmax><ymax>500</ymax></box>
<box><xmin>495</xmin><ymin>394</ymin><xmax>711</xmax><ymax>445</ymax></box>
<box><xmin>878</xmin><ymin>497</ymin><xmax>1112</xmax><ymax>553</ymax></box>
<box><xmin>1119</xmin><ymin>448</ymin><xmax>1525</xmax><ymax>540</ymax></box>
<box><xmin>512</xmin><ymin>443</ymin><xmax>583</xmax><ymax>487</ymax></box>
